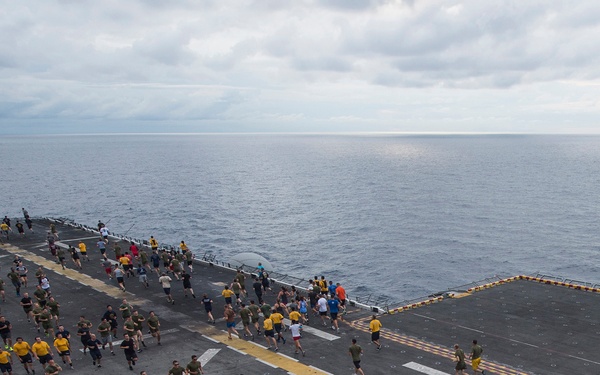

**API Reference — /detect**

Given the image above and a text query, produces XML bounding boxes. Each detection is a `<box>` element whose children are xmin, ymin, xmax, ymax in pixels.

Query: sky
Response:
<box><xmin>1</xmin><ymin>0</ymin><xmax>600</xmax><ymax>135</ymax></box>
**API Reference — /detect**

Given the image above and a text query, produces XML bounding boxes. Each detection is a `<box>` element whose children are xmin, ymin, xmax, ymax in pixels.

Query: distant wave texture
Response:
<box><xmin>3</xmin><ymin>134</ymin><xmax>599</xmax><ymax>304</ymax></box>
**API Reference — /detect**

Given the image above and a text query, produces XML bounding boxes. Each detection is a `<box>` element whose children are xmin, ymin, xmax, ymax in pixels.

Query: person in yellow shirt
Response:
<box><xmin>0</xmin><ymin>346</ymin><xmax>13</xmax><ymax>375</ymax></box>
<box><xmin>78</xmin><ymin>241</ymin><xmax>89</xmax><ymax>261</ymax></box>
<box><xmin>13</xmin><ymin>337</ymin><xmax>34</xmax><ymax>374</ymax></box>
<box><xmin>369</xmin><ymin>315</ymin><xmax>382</xmax><ymax>350</ymax></box>
<box><xmin>221</xmin><ymin>286</ymin><xmax>234</xmax><ymax>308</ymax></box>
<box><xmin>262</xmin><ymin>316</ymin><xmax>278</xmax><ymax>351</ymax></box>
<box><xmin>149</xmin><ymin>236</ymin><xmax>158</xmax><ymax>251</ymax></box>
<box><xmin>270</xmin><ymin>310</ymin><xmax>286</xmax><ymax>344</ymax></box>
<box><xmin>31</xmin><ymin>336</ymin><xmax>53</xmax><ymax>367</ymax></box>
<box><xmin>289</xmin><ymin>308</ymin><xmax>301</xmax><ymax>324</ymax></box>
<box><xmin>53</xmin><ymin>332</ymin><xmax>73</xmax><ymax>369</ymax></box>
<box><xmin>179</xmin><ymin>241</ymin><xmax>188</xmax><ymax>253</ymax></box>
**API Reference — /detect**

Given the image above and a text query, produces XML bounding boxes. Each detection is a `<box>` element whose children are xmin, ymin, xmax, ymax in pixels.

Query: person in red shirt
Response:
<box><xmin>129</xmin><ymin>243</ymin><xmax>139</xmax><ymax>258</ymax></box>
<box><xmin>335</xmin><ymin>283</ymin><xmax>347</xmax><ymax>320</ymax></box>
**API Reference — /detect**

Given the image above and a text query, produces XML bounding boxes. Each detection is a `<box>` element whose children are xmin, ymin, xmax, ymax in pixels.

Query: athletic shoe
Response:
<box><xmin>129</xmin><ymin>365</ymin><xmax>133</xmax><ymax>371</ymax></box>
<box><xmin>302</xmin><ymin>350</ymin><xmax>306</xmax><ymax>357</ymax></box>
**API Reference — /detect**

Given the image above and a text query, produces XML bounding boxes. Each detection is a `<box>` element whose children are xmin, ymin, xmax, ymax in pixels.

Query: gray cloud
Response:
<box><xmin>1</xmin><ymin>0</ymin><xmax>600</xmax><ymax>133</ymax></box>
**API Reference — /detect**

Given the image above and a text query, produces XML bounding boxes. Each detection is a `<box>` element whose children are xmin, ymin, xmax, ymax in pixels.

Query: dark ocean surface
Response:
<box><xmin>2</xmin><ymin>134</ymin><xmax>599</xmax><ymax>305</ymax></box>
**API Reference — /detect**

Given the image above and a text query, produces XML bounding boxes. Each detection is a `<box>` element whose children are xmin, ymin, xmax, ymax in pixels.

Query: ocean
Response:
<box><xmin>2</xmin><ymin>134</ymin><xmax>599</xmax><ymax>305</ymax></box>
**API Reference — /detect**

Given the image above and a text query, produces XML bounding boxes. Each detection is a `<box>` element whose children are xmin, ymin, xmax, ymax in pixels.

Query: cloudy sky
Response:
<box><xmin>2</xmin><ymin>0</ymin><xmax>600</xmax><ymax>134</ymax></box>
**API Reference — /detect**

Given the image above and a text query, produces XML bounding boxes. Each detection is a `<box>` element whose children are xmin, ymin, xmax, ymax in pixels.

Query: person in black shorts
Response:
<box><xmin>0</xmin><ymin>317</ymin><xmax>12</xmax><ymax>350</ymax></box>
<box><xmin>86</xmin><ymin>333</ymin><xmax>103</xmax><ymax>368</ymax></box>
<box><xmin>201</xmin><ymin>294</ymin><xmax>215</xmax><ymax>323</ymax></box>
<box><xmin>120</xmin><ymin>333</ymin><xmax>138</xmax><ymax>371</ymax></box>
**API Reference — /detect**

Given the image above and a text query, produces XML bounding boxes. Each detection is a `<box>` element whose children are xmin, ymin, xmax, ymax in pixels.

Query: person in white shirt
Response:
<box><xmin>100</xmin><ymin>227</ymin><xmax>110</xmax><ymax>242</ymax></box>
<box><xmin>158</xmin><ymin>273</ymin><xmax>175</xmax><ymax>304</ymax></box>
<box><xmin>317</xmin><ymin>294</ymin><xmax>328</xmax><ymax>326</ymax></box>
<box><xmin>289</xmin><ymin>322</ymin><xmax>305</xmax><ymax>356</ymax></box>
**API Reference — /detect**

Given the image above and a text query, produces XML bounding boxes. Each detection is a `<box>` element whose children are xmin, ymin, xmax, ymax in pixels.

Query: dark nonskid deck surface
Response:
<box><xmin>0</xmin><ymin>218</ymin><xmax>596</xmax><ymax>375</ymax></box>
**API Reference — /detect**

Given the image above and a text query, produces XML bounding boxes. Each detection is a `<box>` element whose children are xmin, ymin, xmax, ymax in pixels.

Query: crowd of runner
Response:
<box><xmin>0</xmin><ymin>212</ymin><xmax>382</xmax><ymax>375</ymax></box>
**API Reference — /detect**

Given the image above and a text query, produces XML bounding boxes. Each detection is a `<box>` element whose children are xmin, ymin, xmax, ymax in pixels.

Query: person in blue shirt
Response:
<box><xmin>327</xmin><ymin>296</ymin><xmax>340</xmax><ymax>333</ymax></box>
<box><xmin>328</xmin><ymin>281</ymin><xmax>337</xmax><ymax>297</ymax></box>
<box><xmin>137</xmin><ymin>265</ymin><xmax>149</xmax><ymax>288</ymax></box>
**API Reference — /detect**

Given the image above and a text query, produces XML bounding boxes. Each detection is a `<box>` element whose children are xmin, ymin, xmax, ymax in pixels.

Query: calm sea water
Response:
<box><xmin>2</xmin><ymin>134</ymin><xmax>599</xmax><ymax>304</ymax></box>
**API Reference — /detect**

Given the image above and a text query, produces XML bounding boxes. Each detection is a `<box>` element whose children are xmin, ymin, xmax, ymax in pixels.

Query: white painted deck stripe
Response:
<box><xmin>403</xmin><ymin>361</ymin><xmax>449</xmax><ymax>375</ymax></box>
<box><xmin>199</xmin><ymin>348</ymin><xmax>221</xmax><ymax>367</ymax></box>
<box><xmin>256</xmin><ymin>358</ymin><xmax>278</xmax><ymax>368</ymax></box>
<box><xmin>228</xmin><ymin>346</ymin><xmax>247</xmax><ymax>355</ymax></box>
<box><xmin>283</xmin><ymin>318</ymin><xmax>339</xmax><ymax>341</ymax></box>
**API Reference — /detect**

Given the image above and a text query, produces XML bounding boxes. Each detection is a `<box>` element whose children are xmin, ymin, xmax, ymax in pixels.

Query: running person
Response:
<box><xmin>52</xmin><ymin>333</ymin><xmax>72</xmax><ymax>369</ymax></box>
<box><xmin>15</xmin><ymin>263</ymin><xmax>27</xmax><ymax>287</ymax></box>
<box><xmin>25</xmin><ymin>218</ymin><xmax>33</xmax><ymax>233</ymax></box>
<box><xmin>186</xmin><ymin>354</ymin><xmax>204</xmax><ymax>375</ymax></box>
<box><xmin>31</xmin><ymin>337</ymin><xmax>53</xmax><ymax>368</ymax></box>
<box><xmin>131</xmin><ymin>311</ymin><xmax>147</xmax><ymax>350</ymax></box>
<box><xmin>184</xmin><ymin>250</ymin><xmax>194</xmax><ymax>272</ymax></box>
<box><xmin>96</xmin><ymin>239</ymin><xmax>107</xmax><ymax>258</ymax></box>
<box><xmin>150</xmin><ymin>251</ymin><xmax>161</xmax><ymax>276</ymax></box>
<box><xmin>137</xmin><ymin>265</ymin><xmax>149</xmax><ymax>288</ymax></box>
<box><xmin>43</xmin><ymin>359</ymin><xmax>61</xmax><ymax>374</ymax></box>
<box><xmin>0</xmin><ymin>317</ymin><xmax>13</xmax><ymax>351</ymax></box>
<box><xmin>317</xmin><ymin>294</ymin><xmax>329</xmax><ymax>326</ymax></box>
<box><xmin>454</xmin><ymin>344</ymin><xmax>467</xmax><ymax>375</ymax></box>
<box><xmin>13</xmin><ymin>337</ymin><xmax>34</xmax><ymax>375</ymax></box>
<box><xmin>224</xmin><ymin>305</ymin><xmax>240</xmax><ymax>340</ymax></box>
<box><xmin>469</xmin><ymin>340</ymin><xmax>485</xmax><ymax>375</ymax></box>
<box><xmin>113</xmin><ymin>266</ymin><xmax>126</xmax><ymax>291</ymax></box>
<box><xmin>290</xmin><ymin>321</ymin><xmax>305</xmax><ymax>356</ymax></box>
<box><xmin>0</xmin><ymin>346</ymin><xmax>13</xmax><ymax>375</ymax></box>
<box><xmin>238</xmin><ymin>304</ymin><xmax>254</xmax><ymax>340</ymax></box>
<box><xmin>270</xmin><ymin>310</ymin><xmax>286</xmax><ymax>344</ymax></box>
<box><xmin>119</xmin><ymin>334</ymin><xmax>138</xmax><ymax>371</ymax></box>
<box><xmin>221</xmin><ymin>286</ymin><xmax>234</xmax><ymax>308</ymax></box>
<box><xmin>86</xmin><ymin>334</ymin><xmax>103</xmax><ymax>368</ymax></box>
<box><xmin>19</xmin><ymin>293</ymin><xmax>34</xmax><ymax>324</ymax></box>
<box><xmin>349</xmin><ymin>338</ymin><xmax>365</xmax><ymax>375</ymax></box>
<box><xmin>327</xmin><ymin>295</ymin><xmax>340</xmax><ymax>333</ymax></box>
<box><xmin>69</xmin><ymin>247</ymin><xmax>82</xmax><ymax>269</ymax></box>
<box><xmin>147</xmin><ymin>311</ymin><xmax>161</xmax><ymax>346</ymax></box>
<box><xmin>149</xmin><ymin>237</ymin><xmax>158</xmax><ymax>252</ymax></box>
<box><xmin>96</xmin><ymin>318</ymin><xmax>115</xmax><ymax>355</ymax></box>
<box><xmin>15</xmin><ymin>220</ymin><xmax>25</xmax><ymax>237</ymax></box>
<box><xmin>201</xmin><ymin>294</ymin><xmax>215</xmax><ymax>323</ymax></box>
<box><xmin>102</xmin><ymin>258</ymin><xmax>112</xmax><ymax>279</ymax></box>
<box><xmin>263</xmin><ymin>315</ymin><xmax>278</xmax><ymax>351</ymax></box>
<box><xmin>158</xmin><ymin>273</ymin><xmax>175</xmax><ymax>304</ymax></box>
<box><xmin>181</xmin><ymin>270</ymin><xmax>195</xmax><ymax>298</ymax></box>
<box><xmin>247</xmin><ymin>300</ymin><xmax>261</xmax><ymax>335</ymax></box>
<box><xmin>6</xmin><ymin>269</ymin><xmax>21</xmax><ymax>297</ymax></box>
<box><xmin>369</xmin><ymin>315</ymin><xmax>382</xmax><ymax>350</ymax></box>
<box><xmin>78</xmin><ymin>241</ymin><xmax>89</xmax><ymax>261</ymax></box>
<box><xmin>76</xmin><ymin>318</ymin><xmax>91</xmax><ymax>355</ymax></box>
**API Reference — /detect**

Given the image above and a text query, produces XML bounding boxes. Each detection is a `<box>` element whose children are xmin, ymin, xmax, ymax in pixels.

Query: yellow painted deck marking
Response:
<box><xmin>352</xmin><ymin>318</ymin><xmax>531</xmax><ymax>375</ymax></box>
<box><xmin>182</xmin><ymin>323</ymin><xmax>328</xmax><ymax>375</ymax></box>
<box><xmin>1</xmin><ymin>243</ymin><xmax>329</xmax><ymax>374</ymax></box>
